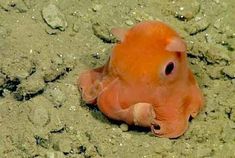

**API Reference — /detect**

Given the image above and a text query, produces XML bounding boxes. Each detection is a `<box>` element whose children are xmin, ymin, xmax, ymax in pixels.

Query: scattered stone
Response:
<box><xmin>187</xmin><ymin>41</ymin><xmax>205</xmax><ymax>58</ymax></box>
<box><xmin>28</xmin><ymin>96</ymin><xmax>51</xmax><ymax>127</ymax></box>
<box><xmin>43</xmin><ymin>66</ymin><xmax>66</xmax><ymax>82</ymax></box>
<box><xmin>206</xmin><ymin>66</ymin><xmax>223</xmax><ymax>79</ymax></box>
<box><xmin>125</xmin><ymin>20</ymin><xmax>134</xmax><ymax>26</ymax></box>
<box><xmin>35</xmin><ymin>135</ymin><xmax>50</xmax><ymax>149</ymax></box>
<box><xmin>0</xmin><ymin>1</ymin><xmax>9</xmax><ymax>11</ymax></box>
<box><xmin>62</xmin><ymin>54</ymin><xmax>77</xmax><ymax>70</ymax></box>
<box><xmin>44</xmin><ymin>86</ymin><xmax>66</xmax><ymax>108</ymax></box>
<box><xmin>0</xmin><ymin>0</ymin><xmax>28</xmax><ymax>12</ymax></box>
<box><xmin>12</xmin><ymin>0</ymin><xmax>28</xmax><ymax>13</ymax></box>
<box><xmin>225</xmin><ymin>38</ymin><xmax>235</xmax><ymax>51</ymax></box>
<box><xmin>84</xmin><ymin>144</ymin><xmax>100</xmax><ymax>158</ymax></box>
<box><xmin>184</xmin><ymin>17</ymin><xmax>210</xmax><ymax>35</ymax></box>
<box><xmin>72</xmin><ymin>22</ymin><xmax>80</xmax><ymax>32</ymax></box>
<box><xmin>192</xmin><ymin>43</ymin><xmax>230</xmax><ymax>64</ymax></box>
<box><xmin>15</xmin><ymin>72</ymin><xmax>45</xmax><ymax>100</ymax></box>
<box><xmin>28</xmin><ymin>104</ymin><xmax>49</xmax><ymax>127</ymax></box>
<box><xmin>213</xmin><ymin>17</ymin><xmax>234</xmax><ymax>38</ymax></box>
<box><xmin>45</xmin><ymin>27</ymin><xmax>60</xmax><ymax>35</ymax></box>
<box><xmin>42</xmin><ymin>4</ymin><xmax>67</xmax><ymax>31</ymax></box>
<box><xmin>92</xmin><ymin>22</ymin><xmax>117</xmax><ymax>43</ymax></box>
<box><xmin>39</xmin><ymin>54</ymin><xmax>75</xmax><ymax>82</ymax></box>
<box><xmin>91</xmin><ymin>52</ymin><xmax>100</xmax><ymax>59</ymax></box>
<box><xmin>222</xmin><ymin>64</ymin><xmax>235</xmax><ymax>78</ymax></box>
<box><xmin>1</xmin><ymin>55</ymin><xmax>34</xmax><ymax>80</ymax></box>
<box><xmin>120</xmin><ymin>123</ymin><xmax>129</xmax><ymax>132</ymax></box>
<box><xmin>167</xmin><ymin>0</ymin><xmax>200</xmax><ymax>21</ymax></box>
<box><xmin>232</xmin><ymin>79</ymin><xmax>235</xmax><ymax>85</ymax></box>
<box><xmin>213</xmin><ymin>19</ymin><xmax>222</xmax><ymax>30</ymax></box>
<box><xmin>92</xmin><ymin>4</ymin><xmax>102</xmax><ymax>12</ymax></box>
<box><xmin>53</xmin><ymin>138</ymin><xmax>71</xmax><ymax>153</ymax></box>
<box><xmin>209</xmin><ymin>33</ymin><xmax>235</xmax><ymax>51</ymax></box>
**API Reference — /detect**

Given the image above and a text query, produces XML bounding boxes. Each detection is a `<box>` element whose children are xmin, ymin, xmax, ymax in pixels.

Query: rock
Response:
<box><xmin>83</xmin><ymin>144</ymin><xmax>101</xmax><ymax>158</ymax></box>
<box><xmin>0</xmin><ymin>0</ymin><xmax>28</xmax><ymax>12</ymax></box>
<box><xmin>28</xmin><ymin>102</ymin><xmax>50</xmax><ymax>127</ymax></box>
<box><xmin>125</xmin><ymin>20</ymin><xmax>134</xmax><ymax>26</ymax></box>
<box><xmin>167</xmin><ymin>0</ymin><xmax>200</xmax><ymax>21</ymax></box>
<box><xmin>15</xmin><ymin>72</ymin><xmax>45</xmax><ymax>100</ymax></box>
<box><xmin>92</xmin><ymin>4</ymin><xmax>102</xmax><ymax>12</ymax></box>
<box><xmin>222</xmin><ymin>64</ymin><xmax>235</xmax><ymax>78</ymax></box>
<box><xmin>184</xmin><ymin>17</ymin><xmax>210</xmax><ymax>35</ymax></box>
<box><xmin>62</xmin><ymin>54</ymin><xmax>76</xmax><ymax>70</ymax></box>
<box><xmin>42</xmin><ymin>4</ymin><xmax>67</xmax><ymax>31</ymax></box>
<box><xmin>13</xmin><ymin>0</ymin><xmax>28</xmax><ymax>13</ymax></box>
<box><xmin>206</xmin><ymin>66</ymin><xmax>223</xmax><ymax>79</ymax></box>
<box><xmin>34</xmin><ymin>135</ymin><xmax>50</xmax><ymax>149</ymax></box>
<box><xmin>53</xmin><ymin>138</ymin><xmax>71</xmax><ymax>153</ymax></box>
<box><xmin>44</xmin><ymin>86</ymin><xmax>66</xmax><ymax>108</ymax></box>
<box><xmin>92</xmin><ymin>22</ymin><xmax>117</xmax><ymax>43</ymax></box>
<box><xmin>39</xmin><ymin>54</ymin><xmax>75</xmax><ymax>82</ymax></box>
<box><xmin>45</xmin><ymin>27</ymin><xmax>60</xmax><ymax>35</ymax></box>
<box><xmin>213</xmin><ymin>17</ymin><xmax>235</xmax><ymax>38</ymax></box>
<box><xmin>27</xmin><ymin>96</ymin><xmax>51</xmax><ymax>127</ymax></box>
<box><xmin>72</xmin><ymin>22</ymin><xmax>80</xmax><ymax>32</ymax></box>
<box><xmin>1</xmin><ymin>54</ymin><xmax>34</xmax><ymax>80</ymax></box>
<box><xmin>193</xmin><ymin>43</ymin><xmax>230</xmax><ymax>64</ymax></box>
<box><xmin>43</xmin><ymin>66</ymin><xmax>66</xmax><ymax>82</ymax></box>
<box><xmin>120</xmin><ymin>123</ymin><xmax>129</xmax><ymax>132</ymax></box>
<box><xmin>188</xmin><ymin>41</ymin><xmax>206</xmax><ymax>58</ymax></box>
<box><xmin>0</xmin><ymin>0</ymin><xmax>9</xmax><ymax>11</ymax></box>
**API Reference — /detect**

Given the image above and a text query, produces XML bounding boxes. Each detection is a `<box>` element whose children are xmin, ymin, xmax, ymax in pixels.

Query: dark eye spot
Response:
<box><xmin>165</xmin><ymin>62</ymin><xmax>174</xmax><ymax>75</ymax></box>
<box><xmin>153</xmin><ymin>124</ymin><xmax>161</xmax><ymax>130</ymax></box>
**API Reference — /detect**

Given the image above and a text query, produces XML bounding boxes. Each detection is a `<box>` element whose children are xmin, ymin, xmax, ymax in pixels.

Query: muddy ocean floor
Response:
<box><xmin>0</xmin><ymin>0</ymin><xmax>235</xmax><ymax>157</ymax></box>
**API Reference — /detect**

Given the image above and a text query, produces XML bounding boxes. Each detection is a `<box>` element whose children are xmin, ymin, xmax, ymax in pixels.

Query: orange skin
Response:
<box><xmin>78</xmin><ymin>21</ymin><xmax>203</xmax><ymax>138</ymax></box>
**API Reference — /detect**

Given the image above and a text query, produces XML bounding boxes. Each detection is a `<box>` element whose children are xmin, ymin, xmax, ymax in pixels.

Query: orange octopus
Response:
<box><xmin>78</xmin><ymin>21</ymin><xmax>203</xmax><ymax>138</ymax></box>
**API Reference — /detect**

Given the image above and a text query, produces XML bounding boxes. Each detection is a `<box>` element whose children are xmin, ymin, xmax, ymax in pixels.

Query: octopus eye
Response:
<box><xmin>152</xmin><ymin>124</ymin><xmax>161</xmax><ymax>130</ymax></box>
<box><xmin>165</xmin><ymin>62</ymin><xmax>174</xmax><ymax>75</ymax></box>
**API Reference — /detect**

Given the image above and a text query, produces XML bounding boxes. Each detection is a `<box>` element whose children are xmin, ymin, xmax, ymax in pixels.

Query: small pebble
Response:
<box><xmin>92</xmin><ymin>4</ymin><xmax>102</xmax><ymax>12</ymax></box>
<box><xmin>169</xmin><ymin>0</ymin><xmax>200</xmax><ymax>21</ymax></box>
<box><xmin>72</xmin><ymin>23</ymin><xmax>80</xmax><ymax>32</ymax></box>
<box><xmin>222</xmin><ymin>64</ymin><xmax>235</xmax><ymax>78</ymax></box>
<box><xmin>120</xmin><ymin>123</ymin><xmax>129</xmax><ymax>132</ymax></box>
<box><xmin>28</xmin><ymin>104</ymin><xmax>49</xmax><ymax>127</ymax></box>
<box><xmin>45</xmin><ymin>87</ymin><xmax>66</xmax><ymax>108</ymax></box>
<box><xmin>92</xmin><ymin>52</ymin><xmax>100</xmax><ymax>59</ymax></box>
<box><xmin>56</xmin><ymin>138</ymin><xmax>71</xmax><ymax>153</ymax></box>
<box><xmin>232</xmin><ymin>79</ymin><xmax>235</xmax><ymax>85</ymax></box>
<box><xmin>42</xmin><ymin>4</ymin><xmax>67</xmax><ymax>31</ymax></box>
<box><xmin>125</xmin><ymin>20</ymin><xmax>134</xmax><ymax>26</ymax></box>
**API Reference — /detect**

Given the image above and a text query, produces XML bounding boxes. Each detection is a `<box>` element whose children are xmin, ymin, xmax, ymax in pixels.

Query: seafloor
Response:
<box><xmin>0</xmin><ymin>0</ymin><xmax>234</xmax><ymax>157</ymax></box>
